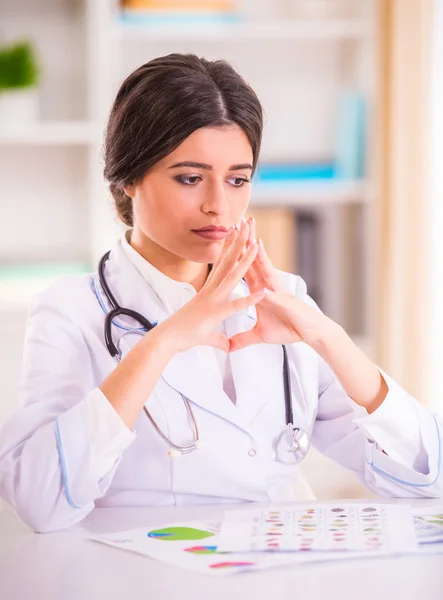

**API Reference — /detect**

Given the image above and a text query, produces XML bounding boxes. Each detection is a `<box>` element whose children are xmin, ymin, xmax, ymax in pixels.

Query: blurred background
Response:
<box><xmin>0</xmin><ymin>0</ymin><xmax>442</xmax><ymax>499</ymax></box>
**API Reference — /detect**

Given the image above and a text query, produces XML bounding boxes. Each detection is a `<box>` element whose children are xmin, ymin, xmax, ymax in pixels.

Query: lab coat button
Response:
<box><xmin>248</xmin><ymin>449</ymin><xmax>257</xmax><ymax>457</ymax></box>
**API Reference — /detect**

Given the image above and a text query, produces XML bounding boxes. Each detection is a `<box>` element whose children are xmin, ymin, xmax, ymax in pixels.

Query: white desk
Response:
<box><xmin>1</xmin><ymin>498</ymin><xmax>442</xmax><ymax>600</ymax></box>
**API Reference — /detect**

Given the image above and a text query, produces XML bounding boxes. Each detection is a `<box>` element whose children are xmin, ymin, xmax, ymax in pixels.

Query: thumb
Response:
<box><xmin>227</xmin><ymin>288</ymin><xmax>266</xmax><ymax>316</ymax></box>
<box><xmin>229</xmin><ymin>328</ymin><xmax>262</xmax><ymax>353</ymax></box>
<box><xmin>204</xmin><ymin>331</ymin><xmax>231</xmax><ymax>352</ymax></box>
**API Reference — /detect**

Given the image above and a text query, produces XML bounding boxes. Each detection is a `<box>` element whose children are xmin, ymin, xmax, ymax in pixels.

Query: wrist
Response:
<box><xmin>306</xmin><ymin>315</ymin><xmax>343</xmax><ymax>356</ymax></box>
<box><xmin>146</xmin><ymin>322</ymin><xmax>180</xmax><ymax>360</ymax></box>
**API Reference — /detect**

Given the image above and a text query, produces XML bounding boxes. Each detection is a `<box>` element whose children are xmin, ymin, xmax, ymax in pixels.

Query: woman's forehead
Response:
<box><xmin>162</xmin><ymin>126</ymin><xmax>253</xmax><ymax>167</ymax></box>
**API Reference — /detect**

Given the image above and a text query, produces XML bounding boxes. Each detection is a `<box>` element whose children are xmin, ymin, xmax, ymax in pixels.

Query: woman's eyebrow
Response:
<box><xmin>168</xmin><ymin>161</ymin><xmax>253</xmax><ymax>171</ymax></box>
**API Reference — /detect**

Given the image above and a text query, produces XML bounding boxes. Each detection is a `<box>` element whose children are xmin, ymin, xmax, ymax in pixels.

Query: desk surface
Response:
<box><xmin>1</xmin><ymin>498</ymin><xmax>443</xmax><ymax>600</ymax></box>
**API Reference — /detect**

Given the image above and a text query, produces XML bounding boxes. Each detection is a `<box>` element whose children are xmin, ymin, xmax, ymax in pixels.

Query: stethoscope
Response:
<box><xmin>96</xmin><ymin>251</ymin><xmax>311</xmax><ymax>465</ymax></box>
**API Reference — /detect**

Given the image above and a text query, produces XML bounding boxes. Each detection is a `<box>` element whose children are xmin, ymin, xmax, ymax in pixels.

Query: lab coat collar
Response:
<box><xmin>101</xmin><ymin>241</ymin><xmax>284</xmax><ymax>433</ymax></box>
<box><xmin>121</xmin><ymin>230</ymin><xmax>196</xmax><ymax>314</ymax></box>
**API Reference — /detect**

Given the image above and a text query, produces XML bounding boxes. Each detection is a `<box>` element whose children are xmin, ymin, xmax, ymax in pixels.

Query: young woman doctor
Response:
<box><xmin>0</xmin><ymin>54</ymin><xmax>441</xmax><ymax>533</ymax></box>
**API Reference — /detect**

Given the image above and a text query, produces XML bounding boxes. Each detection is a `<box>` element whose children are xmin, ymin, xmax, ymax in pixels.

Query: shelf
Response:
<box><xmin>250</xmin><ymin>179</ymin><xmax>367</xmax><ymax>206</ymax></box>
<box><xmin>0</xmin><ymin>280</ymin><xmax>53</xmax><ymax>311</ymax></box>
<box><xmin>114</xmin><ymin>18</ymin><xmax>371</xmax><ymax>43</ymax></box>
<box><xmin>0</xmin><ymin>121</ymin><xmax>100</xmax><ymax>146</ymax></box>
<box><xmin>0</xmin><ymin>263</ymin><xmax>91</xmax><ymax>311</ymax></box>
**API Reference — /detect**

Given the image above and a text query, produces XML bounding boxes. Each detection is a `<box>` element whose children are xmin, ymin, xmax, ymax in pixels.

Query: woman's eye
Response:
<box><xmin>174</xmin><ymin>175</ymin><xmax>250</xmax><ymax>187</ymax></box>
<box><xmin>176</xmin><ymin>175</ymin><xmax>201</xmax><ymax>186</ymax></box>
<box><xmin>228</xmin><ymin>177</ymin><xmax>250</xmax><ymax>187</ymax></box>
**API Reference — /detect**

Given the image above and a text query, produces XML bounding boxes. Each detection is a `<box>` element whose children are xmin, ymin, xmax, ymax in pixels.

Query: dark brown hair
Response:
<box><xmin>103</xmin><ymin>53</ymin><xmax>263</xmax><ymax>227</ymax></box>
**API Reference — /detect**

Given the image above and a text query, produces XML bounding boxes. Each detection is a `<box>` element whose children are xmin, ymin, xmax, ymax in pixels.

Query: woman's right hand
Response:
<box><xmin>155</xmin><ymin>221</ymin><xmax>266</xmax><ymax>354</ymax></box>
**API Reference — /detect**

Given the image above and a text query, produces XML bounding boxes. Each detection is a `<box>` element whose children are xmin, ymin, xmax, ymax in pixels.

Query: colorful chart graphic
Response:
<box><xmin>210</xmin><ymin>561</ymin><xmax>256</xmax><ymax>569</ymax></box>
<box><xmin>184</xmin><ymin>546</ymin><xmax>218</xmax><ymax>554</ymax></box>
<box><xmin>147</xmin><ymin>527</ymin><xmax>214</xmax><ymax>541</ymax></box>
<box><xmin>426</xmin><ymin>514</ymin><xmax>443</xmax><ymax>526</ymax></box>
<box><xmin>414</xmin><ymin>513</ymin><xmax>443</xmax><ymax>543</ymax></box>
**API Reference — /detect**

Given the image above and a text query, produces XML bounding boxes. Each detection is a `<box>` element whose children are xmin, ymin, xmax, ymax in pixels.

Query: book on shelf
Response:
<box><xmin>245</xmin><ymin>207</ymin><xmax>296</xmax><ymax>275</ymax></box>
<box><xmin>295</xmin><ymin>204</ymin><xmax>365</xmax><ymax>336</ymax></box>
<box><xmin>295</xmin><ymin>209</ymin><xmax>322</xmax><ymax>306</ymax></box>
<box><xmin>334</xmin><ymin>90</ymin><xmax>366</xmax><ymax>179</ymax></box>
<box><xmin>119</xmin><ymin>0</ymin><xmax>241</xmax><ymax>23</ymax></box>
<box><xmin>255</xmin><ymin>88</ymin><xmax>367</xmax><ymax>185</ymax></box>
<box><xmin>253</xmin><ymin>162</ymin><xmax>335</xmax><ymax>183</ymax></box>
<box><xmin>120</xmin><ymin>0</ymin><xmax>236</xmax><ymax>8</ymax></box>
<box><xmin>243</xmin><ymin>205</ymin><xmax>365</xmax><ymax>339</ymax></box>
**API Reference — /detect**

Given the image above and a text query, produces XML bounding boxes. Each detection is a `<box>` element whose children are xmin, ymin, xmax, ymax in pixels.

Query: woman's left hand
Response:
<box><xmin>228</xmin><ymin>217</ymin><xmax>331</xmax><ymax>352</ymax></box>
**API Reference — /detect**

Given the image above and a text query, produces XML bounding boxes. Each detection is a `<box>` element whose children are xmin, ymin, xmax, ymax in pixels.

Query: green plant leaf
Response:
<box><xmin>0</xmin><ymin>41</ymin><xmax>40</xmax><ymax>91</ymax></box>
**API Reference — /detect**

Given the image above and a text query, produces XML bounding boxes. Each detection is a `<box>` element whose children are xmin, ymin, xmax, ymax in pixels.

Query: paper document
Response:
<box><xmin>413</xmin><ymin>506</ymin><xmax>443</xmax><ymax>546</ymax></box>
<box><xmin>90</xmin><ymin>521</ymin><xmax>327</xmax><ymax>576</ymax></box>
<box><xmin>217</xmin><ymin>504</ymin><xmax>418</xmax><ymax>554</ymax></box>
<box><xmin>90</xmin><ymin>503</ymin><xmax>443</xmax><ymax>575</ymax></box>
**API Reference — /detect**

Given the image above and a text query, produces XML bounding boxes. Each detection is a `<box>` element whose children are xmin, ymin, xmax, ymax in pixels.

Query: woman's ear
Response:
<box><xmin>123</xmin><ymin>183</ymin><xmax>135</xmax><ymax>198</ymax></box>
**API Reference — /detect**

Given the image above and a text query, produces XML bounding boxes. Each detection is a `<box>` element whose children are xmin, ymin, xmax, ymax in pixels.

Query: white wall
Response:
<box><xmin>0</xmin><ymin>0</ymin><xmax>376</xmax><ymax>500</ymax></box>
<box><xmin>427</xmin><ymin>0</ymin><xmax>443</xmax><ymax>414</ymax></box>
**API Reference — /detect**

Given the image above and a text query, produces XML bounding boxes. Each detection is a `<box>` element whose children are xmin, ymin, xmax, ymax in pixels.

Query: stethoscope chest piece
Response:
<box><xmin>275</xmin><ymin>423</ymin><xmax>310</xmax><ymax>465</ymax></box>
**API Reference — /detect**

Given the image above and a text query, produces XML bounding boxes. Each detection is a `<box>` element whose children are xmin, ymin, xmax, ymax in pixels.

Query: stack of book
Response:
<box><xmin>246</xmin><ymin>207</ymin><xmax>297</xmax><ymax>275</ymax></box>
<box><xmin>119</xmin><ymin>1</ymin><xmax>241</xmax><ymax>23</ymax></box>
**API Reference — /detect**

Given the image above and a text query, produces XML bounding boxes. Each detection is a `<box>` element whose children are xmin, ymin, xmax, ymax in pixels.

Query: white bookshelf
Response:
<box><xmin>251</xmin><ymin>179</ymin><xmax>368</xmax><ymax>206</ymax></box>
<box><xmin>114</xmin><ymin>18</ymin><xmax>371</xmax><ymax>42</ymax></box>
<box><xmin>0</xmin><ymin>120</ymin><xmax>99</xmax><ymax>146</ymax></box>
<box><xmin>0</xmin><ymin>0</ymin><xmax>378</xmax><ymax>339</ymax></box>
<box><xmin>0</xmin><ymin>276</ymin><xmax>69</xmax><ymax>311</ymax></box>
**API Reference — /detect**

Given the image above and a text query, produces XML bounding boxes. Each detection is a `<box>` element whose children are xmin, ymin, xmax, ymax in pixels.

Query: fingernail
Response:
<box><xmin>241</xmin><ymin>219</ymin><xmax>246</xmax><ymax>230</ymax></box>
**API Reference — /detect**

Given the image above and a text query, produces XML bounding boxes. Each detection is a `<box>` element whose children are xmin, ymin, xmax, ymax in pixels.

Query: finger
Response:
<box><xmin>223</xmin><ymin>286</ymin><xmax>266</xmax><ymax>318</ymax></box>
<box><xmin>213</xmin><ymin>223</ymin><xmax>246</xmax><ymax>272</ymax></box>
<box><xmin>205</xmin><ymin>226</ymin><xmax>236</xmax><ymax>284</ymax></box>
<box><xmin>229</xmin><ymin>328</ymin><xmax>262</xmax><ymax>353</ymax></box>
<box><xmin>204</xmin><ymin>331</ymin><xmax>230</xmax><ymax>352</ymax></box>
<box><xmin>257</xmin><ymin>238</ymin><xmax>273</xmax><ymax>270</ymax></box>
<box><xmin>208</xmin><ymin>221</ymin><xmax>251</xmax><ymax>288</ymax></box>
<box><xmin>243</xmin><ymin>216</ymin><xmax>260</xmax><ymax>278</ymax></box>
<box><xmin>246</xmin><ymin>258</ymin><xmax>261</xmax><ymax>289</ymax></box>
<box><xmin>238</xmin><ymin>217</ymin><xmax>255</xmax><ymax>260</ymax></box>
<box><xmin>242</xmin><ymin>261</ymin><xmax>262</xmax><ymax>291</ymax></box>
<box><xmin>226</xmin><ymin>237</ymin><xmax>261</xmax><ymax>287</ymax></box>
<box><xmin>214</xmin><ymin>225</ymin><xmax>236</xmax><ymax>265</ymax></box>
<box><xmin>247</xmin><ymin>216</ymin><xmax>256</xmax><ymax>248</ymax></box>
<box><xmin>256</xmin><ymin>238</ymin><xmax>279</xmax><ymax>285</ymax></box>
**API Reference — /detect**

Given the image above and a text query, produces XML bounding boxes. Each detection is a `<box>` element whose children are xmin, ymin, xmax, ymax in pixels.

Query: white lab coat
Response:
<box><xmin>0</xmin><ymin>241</ymin><xmax>441</xmax><ymax>533</ymax></box>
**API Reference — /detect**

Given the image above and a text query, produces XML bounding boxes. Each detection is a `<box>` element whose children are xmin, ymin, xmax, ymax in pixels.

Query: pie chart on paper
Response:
<box><xmin>147</xmin><ymin>526</ymin><xmax>215</xmax><ymax>541</ymax></box>
<box><xmin>184</xmin><ymin>545</ymin><xmax>218</xmax><ymax>554</ymax></box>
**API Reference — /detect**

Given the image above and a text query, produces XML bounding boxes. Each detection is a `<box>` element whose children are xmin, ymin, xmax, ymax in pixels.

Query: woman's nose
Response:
<box><xmin>201</xmin><ymin>181</ymin><xmax>230</xmax><ymax>215</ymax></box>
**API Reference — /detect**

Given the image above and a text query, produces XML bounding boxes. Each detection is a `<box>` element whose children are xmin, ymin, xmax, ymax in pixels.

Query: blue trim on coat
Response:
<box><xmin>366</xmin><ymin>412</ymin><xmax>441</xmax><ymax>487</ymax></box>
<box><xmin>54</xmin><ymin>418</ymin><xmax>82</xmax><ymax>509</ymax></box>
<box><xmin>92</xmin><ymin>274</ymin><xmax>156</xmax><ymax>331</ymax></box>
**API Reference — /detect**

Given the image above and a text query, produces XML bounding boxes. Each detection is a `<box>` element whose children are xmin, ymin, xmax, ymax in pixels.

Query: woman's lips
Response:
<box><xmin>192</xmin><ymin>229</ymin><xmax>229</xmax><ymax>240</ymax></box>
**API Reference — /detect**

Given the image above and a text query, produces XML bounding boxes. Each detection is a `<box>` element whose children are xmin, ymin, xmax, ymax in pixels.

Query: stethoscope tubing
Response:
<box><xmin>96</xmin><ymin>251</ymin><xmax>308</xmax><ymax>463</ymax></box>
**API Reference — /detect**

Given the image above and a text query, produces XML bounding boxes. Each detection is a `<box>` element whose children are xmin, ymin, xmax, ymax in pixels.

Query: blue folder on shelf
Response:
<box><xmin>334</xmin><ymin>90</ymin><xmax>366</xmax><ymax>179</ymax></box>
<box><xmin>253</xmin><ymin>163</ymin><xmax>336</xmax><ymax>183</ymax></box>
<box><xmin>119</xmin><ymin>11</ymin><xmax>243</xmax><ymax>25</ymax></box>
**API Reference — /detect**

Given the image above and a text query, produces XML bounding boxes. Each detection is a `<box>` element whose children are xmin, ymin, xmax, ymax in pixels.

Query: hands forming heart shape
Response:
<box><xmin>158</xmin><ymin>217</ymin><xmax>330</xmax><ymax>355</ymax></box>
<box><xmin>224</xmin><ymin>217</ymin><xmax>329</xmax><ymax>352</ymax></box>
